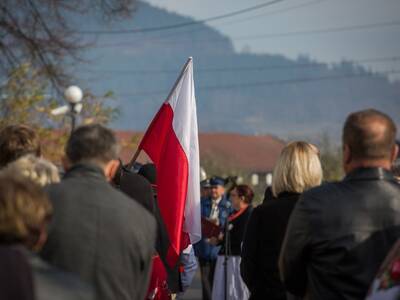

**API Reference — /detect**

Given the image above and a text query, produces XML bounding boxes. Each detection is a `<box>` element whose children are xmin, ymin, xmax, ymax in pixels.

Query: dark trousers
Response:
<box><xmin>199</xmin><ymin>258</ymin><xmax>216</xmax><ymax>300</ymax></box>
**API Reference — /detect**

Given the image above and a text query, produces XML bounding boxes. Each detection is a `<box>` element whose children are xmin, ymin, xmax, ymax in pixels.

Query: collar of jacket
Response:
<box><xmin>63</xmin><ymin>162</ymin><xmax>106</xmax><ymax>180</ymax></box>
<box><xmin>344</xmin><ymin>167</ymin><xmax>396</xmax><ymax>182</ymax></box>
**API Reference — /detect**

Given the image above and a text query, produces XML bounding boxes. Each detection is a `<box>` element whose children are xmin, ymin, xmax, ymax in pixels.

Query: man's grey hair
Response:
<box><xmin>66</xmin><ymin>124</ymin><xmax>119</xmax><ymax>165</ymax></box>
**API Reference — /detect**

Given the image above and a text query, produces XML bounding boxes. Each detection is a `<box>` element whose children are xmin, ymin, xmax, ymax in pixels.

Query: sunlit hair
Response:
<box><xmin>0</xmin><ymin>173</ymin><xmax>52</xmax><ymax>246</ymax></box>
<box><xmin>272</xmin><ymin>141</ymin><xmax>323</xmax><ymax>197</ymax></box>
<box><xmin>3</xmin><ymin>154</ymin><xmax>60</xmax><ymax>187</ymax></box>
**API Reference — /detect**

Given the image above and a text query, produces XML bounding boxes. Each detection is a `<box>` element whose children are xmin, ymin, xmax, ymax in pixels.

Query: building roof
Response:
<box><xmin>116</xmin><ymin>131</ymin><xmax>284</xmax><ymax>173</ymax></box>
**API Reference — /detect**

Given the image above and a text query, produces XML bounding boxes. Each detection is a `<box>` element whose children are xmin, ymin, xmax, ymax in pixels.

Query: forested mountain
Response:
<box><xmin>80</xmin><ymin>1</ymin><xmax>400</xmax><ymax>138</ymax></box>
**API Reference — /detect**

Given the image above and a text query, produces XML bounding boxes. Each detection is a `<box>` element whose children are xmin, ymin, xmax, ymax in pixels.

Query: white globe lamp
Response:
<box><xmin>64</xmin><ymin>85</ymin><xmax>83</xmax><ymax>133</ymax></box>
<box><xmin>64</xmin><ymin>85</ymin><xmax>83</xmax><ymax>104</ymax></box>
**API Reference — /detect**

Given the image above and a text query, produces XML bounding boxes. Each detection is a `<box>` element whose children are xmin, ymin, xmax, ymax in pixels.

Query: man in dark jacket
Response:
<box><xmin>279</xmin><ymin>109</ymin><xmax>400</xmax><ymax>300</ymax></box>
<box><xmin>41</xmin><ymin>124</ymin><xmax>156</xmax><ymax>300</ymax></box>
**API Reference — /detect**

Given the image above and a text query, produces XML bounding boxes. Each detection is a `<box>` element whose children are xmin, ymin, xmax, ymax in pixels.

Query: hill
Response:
<box><xmin>79</xmin><ymin>1</ymin><xmax>400</xmax><ymax>139</ymax></box>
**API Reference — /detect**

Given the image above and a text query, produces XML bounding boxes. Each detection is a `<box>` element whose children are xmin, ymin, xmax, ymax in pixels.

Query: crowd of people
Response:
<box><xmin>0</xmin><ymin>108</ymin><xmax>399</xmax><ymax>300</ymax></box>
<box><xmin>195</xmin><ymin>109</ymin><xmax>400</xmax><ymax>300</ymax></box>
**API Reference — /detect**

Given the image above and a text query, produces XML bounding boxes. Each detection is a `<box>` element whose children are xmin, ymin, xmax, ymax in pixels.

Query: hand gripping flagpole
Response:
<box><xmin>126</xmin><ymin>57</ymin><xmax>193</xmax><ymax>170</ymax></box>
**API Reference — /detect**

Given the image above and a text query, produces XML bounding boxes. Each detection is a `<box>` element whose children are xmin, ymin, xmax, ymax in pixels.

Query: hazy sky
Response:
<box><xmin>144</xmin><ymin>0</ymin><xmax>400</xmax><ymax>77</ymax></box>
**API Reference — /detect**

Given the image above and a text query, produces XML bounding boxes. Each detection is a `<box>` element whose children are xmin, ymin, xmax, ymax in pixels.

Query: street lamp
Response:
<box><xmin>64</xmin><ymin>86</ymin><xmax>83</xmax><ymax>132</ymax></box>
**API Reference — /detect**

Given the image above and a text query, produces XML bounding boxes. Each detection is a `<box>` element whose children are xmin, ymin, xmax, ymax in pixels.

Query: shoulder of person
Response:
<box><xmin>301</xmin><ymin>181</ymin><xmax>341</xmax><ymax>200</ymax></box>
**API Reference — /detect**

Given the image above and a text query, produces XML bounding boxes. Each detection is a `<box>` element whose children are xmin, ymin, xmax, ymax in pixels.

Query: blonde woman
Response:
<box><xmin>241</xmin><ymin>141</ymin><xmax>322</xmax><ymax>300</ymax></box>
<box><xmin>2</xmin><ymin>154</ymin><xmax>60</xmax><ymax>186</ymax></box>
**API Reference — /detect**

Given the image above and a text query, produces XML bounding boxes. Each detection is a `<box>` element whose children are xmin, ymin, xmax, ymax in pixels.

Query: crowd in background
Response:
<box><xmin>0</xmin><ymin>108</ymin><xmax>399</xmax><ymax>300</ymax></box>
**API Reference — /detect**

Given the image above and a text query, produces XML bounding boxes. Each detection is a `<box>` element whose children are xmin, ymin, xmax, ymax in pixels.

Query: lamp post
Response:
<box><xmin>64</xmin><ymin>85</ymin><xmax>83</xmax><ymax>133</ymax></box>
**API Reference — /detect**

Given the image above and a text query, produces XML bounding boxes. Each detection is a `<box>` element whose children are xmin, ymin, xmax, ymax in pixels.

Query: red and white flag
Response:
<box><xmin>137</xmin><ymin>57</ymin><xmax>201</xmax><ymax>266</ymax></box>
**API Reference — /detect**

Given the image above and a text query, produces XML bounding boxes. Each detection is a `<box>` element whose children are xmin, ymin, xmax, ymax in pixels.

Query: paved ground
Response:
<box><xmin>181</xmin><ymin>268</ymin><xmax>202</xmax><ymax>300</ymax></box>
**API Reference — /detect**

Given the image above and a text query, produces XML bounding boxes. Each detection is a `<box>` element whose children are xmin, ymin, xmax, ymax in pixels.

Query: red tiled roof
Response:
<box><xmin>115</xmin><ymin>131</ymin><xmax>284</xmax><ymax>173</ymax></box>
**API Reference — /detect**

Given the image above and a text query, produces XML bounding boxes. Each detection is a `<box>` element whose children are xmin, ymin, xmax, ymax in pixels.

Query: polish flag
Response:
<box><xmin>137</xmin><ymin>57</ymin><xmax>201</xmax><ymax>266</ymax></box>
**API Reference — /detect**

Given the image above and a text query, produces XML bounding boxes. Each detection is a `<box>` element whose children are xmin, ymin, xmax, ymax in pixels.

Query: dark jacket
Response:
<box><xmin>280</xmin><ymin>167</ymin><xmax>400</xmax><ymax>300</ymax></box>
<box><xmin>1</xmin><ymin>245</ymin><xmax>92</xmax><ymax>300</ymax></box>
<box><xmin>241</xmin><ymin>192</ymin><xmax>300</xmax><ymax>300</ymax></box>
<box><xmin>220</xmin><ymin>205</ymin><xmax>253</xmax><ymax>256</ymax></box>
<box><xmin>194</xmin><ymin>195</ymin><xmax>232</xmax><ymax>261</ymax></box>
<box><xmin>29</xmin><ymin>251</ymin><xmax>93</xmax><ymax>300</ymax></box>
<box><xmin>41</xmin><ymin>163</ymin><xmax>157</xmax><ymax>300</ymax></box>
<box><xmin>0</xmin><ymin>245</ymin><xmax>34</xmax><ymax>300</ymax></box>
<box><xmin>119</xmin><ymin>170</ymin><xmax>180</xmax><ymax>293</ymax></box>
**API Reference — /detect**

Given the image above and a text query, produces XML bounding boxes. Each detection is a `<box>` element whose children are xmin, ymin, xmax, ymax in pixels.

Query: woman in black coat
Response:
<box><xmin>211</xmin><ymin>184</ymin><xmax>254</xmax><ymax>300</ymax></box>
<box><xmin>240</xmin><ymin>141</ymin><xmax>323</xmax><ymax>300</ymax></box>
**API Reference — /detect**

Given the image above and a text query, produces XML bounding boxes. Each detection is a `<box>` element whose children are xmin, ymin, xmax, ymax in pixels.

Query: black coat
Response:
<box><xmin>0</xmin><ymin>245</ymin><xmax>35</xmax><ymax>300</ymax></box>
<box><xmin>29</xmin><ymin>250</ymin><xmax>93</xmax><ymax>300</ymax></box>
<box><xmin>1</xmin><ymin>245</ymin><xmax>93</xmax><ymax>300</ymax></box>
<box><xmin>241</xmin><ymin>192</ymin><xmax>300</xmax><ymax>300</ymax></box>
<box><xmin>41</xmin><ymin>163</ymin><xmax>157</xmax><ymax>300</ymax></box>
<box><xmin>118</xmin><ymin>170</ymin><xmax>180</xmax><ymax>293</ymax></box>
<box><xmin>280</xmin><ymin>167</ymin><xmax>400</xmax><ymax>300</ymax></box>
<box><xmin>219</xmin><ymin>205</ymin><xmax>253</xmax><ymax>256</ymax></box>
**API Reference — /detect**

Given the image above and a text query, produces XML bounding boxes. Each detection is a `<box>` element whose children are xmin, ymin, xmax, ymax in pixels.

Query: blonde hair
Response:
<box><xmin>272</xmin><ymin>141</ymin><xmax>323</xmax><ymax>197</ymax></box>
<box><xmin>0</xmin><ymin>173</ymin><xmax>52</xmax><ymax>244</ymax></box>
<box><xmin>3</xmin><ymin>154</ymin><xmax>60</xmax><ymax>187</ymax></box>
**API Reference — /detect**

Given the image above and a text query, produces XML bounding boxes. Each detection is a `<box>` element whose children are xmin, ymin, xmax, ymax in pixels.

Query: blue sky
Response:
<box><xmin>145</xmin><ymin>0</ymin><xmax>400</xmax><ymax>78</ymax></box>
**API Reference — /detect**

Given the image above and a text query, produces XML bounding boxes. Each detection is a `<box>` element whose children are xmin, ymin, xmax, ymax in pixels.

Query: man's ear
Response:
<box><xmin>391</xmin><ymin>144</ymin><xmax>399</xmax><ymax>163</ymax></box>
<box><xmin>33</xmin><ymin>224</ymin><xmax>48</xmax><ymax>252</ymax></box>
<box><xmin>343</xmin><ymin>144</ymin><xmax>352</xmax><ymax>165</ymax></box>
<box><xmin>104</xmin><ymin>159</ymin><xmax>121</xmax><ymax>182</ymax></box>
<box><xmin>62</xmin><ymin>156</ymin><xmax>71</xmax><ymax>172</ymax></box>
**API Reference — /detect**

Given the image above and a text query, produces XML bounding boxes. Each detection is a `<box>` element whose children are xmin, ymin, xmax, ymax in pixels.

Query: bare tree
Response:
<box><xmin>0</xmin><ymin>0</ymin><xmax>135</xmax><ymax>89</ymax></box>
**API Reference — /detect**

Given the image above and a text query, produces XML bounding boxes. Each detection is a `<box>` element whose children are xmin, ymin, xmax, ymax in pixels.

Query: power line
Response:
<box><xmin>117</xmin><ymin>69</ymin><xmax>400</xmax><ymax>98</ymax></box>
<box><xmin>234</xmin><ymin>20</ymin><xmax>400</xmax><ymax>40</ymax></box>
<box><xmin>85</xmin><ymin>56</ymin><xmax>400</xmax><ymax>75</ymax></box>
<box><xmin>216</xmin><ymin>0</ymin><xmax>326</xmax><ymax>28</ymax></box>
<box><xmin>79</xmin><ymin>0</ymin><xmax>285</xmax><ymax>35</ymax></box>
<box><xmin>122</xmin><ymin>0</ymin><xmax>327</xmax><ymax>43</ymax></box>
<box><xmin>94</xmin><ymin>19</ymin><xmax>400</xmax><ymax>48</ymax></box>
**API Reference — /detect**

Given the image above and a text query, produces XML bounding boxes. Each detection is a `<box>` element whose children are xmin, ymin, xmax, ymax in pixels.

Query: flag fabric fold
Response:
<box><xmin>138</xmin><ymin>58</ymin><xmax>201</xmax><ymax>267</ymax></box>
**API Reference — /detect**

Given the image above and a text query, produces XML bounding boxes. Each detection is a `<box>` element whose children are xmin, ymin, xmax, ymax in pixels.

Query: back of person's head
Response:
<box><xmin>0</xmin><ymin>125</ymin><xmax>41</xmax><ymax>168</ymax></box>
<box><xmin>2</xmin><ymin>155</ymin><xmax>60</xmax><ymax>187</ymax></box>
<box><xmin>66</xmin><ymin>124</ymin><xmax>119</xmax><ymax>166</ymax></box>
<box><xmin>0</xmin><ymin>174</ymin><xmax>52</xmax><ymax>251</ymax></box>
<box><xmin>234</xmin><ymin>184</ymin><xmax>254</xmax><ymax>204</ymax></box>
<box><xmin>272</xmin><ymin>141</ymin><xmax>323</xmax><ymax>197</ymax></box>
<box><xmin>343</xmin><ymin>109</ymin><xmax>397</xmax><ymax>163</ymax></box>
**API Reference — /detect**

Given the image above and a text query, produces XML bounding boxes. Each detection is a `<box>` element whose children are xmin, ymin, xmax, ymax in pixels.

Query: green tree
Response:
<box><xmin>318</xmin><ymin>133</ymin><xmax>344</xmax><ymax>181</ymax></box>
<box><xmin>0</xmin><ymin>63</ymin><xmax>118</xmax><ymax>161</ymax></box>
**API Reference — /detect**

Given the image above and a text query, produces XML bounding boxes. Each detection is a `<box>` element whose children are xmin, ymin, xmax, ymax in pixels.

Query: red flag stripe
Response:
<box><xmin>139</xmin><ymin>103</ymin><xmax>189</xmax><ymax>266</ymax></box>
